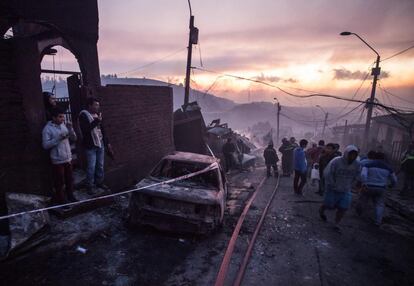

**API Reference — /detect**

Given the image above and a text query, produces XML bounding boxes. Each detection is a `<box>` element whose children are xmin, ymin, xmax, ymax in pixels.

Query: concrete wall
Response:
<box><xmin>98</xmin><ymin>85</ymin><xmax>174</xmax><ymax>190</ymax></box>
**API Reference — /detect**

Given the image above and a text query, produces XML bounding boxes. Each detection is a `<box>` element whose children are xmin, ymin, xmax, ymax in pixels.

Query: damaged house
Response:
<box><xmin>0</xmin><ymin>0</ymin><xmax>174</xmax><ymax>255</ymax></box>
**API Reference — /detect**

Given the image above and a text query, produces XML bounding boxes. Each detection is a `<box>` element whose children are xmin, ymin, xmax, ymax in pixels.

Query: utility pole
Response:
<box><xmin>184</xmin><ymin>1</ymin><xmax>199</xmax><ymax>108</ymax></box>
<box><xmin>316</xmin><ymin>105</ymin><xmax>328</xmax><ymax>138</ymax></box>
<box><xmin>340</xmin><ymin>31</ymin><xmax>380</xmax><ymax>151</ymax></box>
<box><xmin>364</xmin><ymin>55</ymin><xmax>381</xmax><ymax>150</ymax></box>
<box><xmin>277</xmin><ymin>102</ymin><xmax>281</xmax><ymax>143</ymax></box>
<box><xmin>274</xmin><ymin>98</ymin><xmax>281</xmax><ymax>143</ymax></box>
<box><xmin>343</xmin><ymin>119</ymin><xmax>349</xmax><ymax>146</ymax></box>
<box><xmin>322</xmin><ymin>112</ymin><xmax>328</xmax><ymax>137</ymax></box>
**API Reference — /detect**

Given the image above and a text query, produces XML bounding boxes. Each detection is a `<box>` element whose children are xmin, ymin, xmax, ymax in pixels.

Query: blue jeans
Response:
<box><xmin>357</xmin><ymin>187</ymin><xmax>385</xmax><ymax>224</ymax></box>
<box><xmin>85</xmin><ymin>144</ymin><xmax>105</xmax><ymax>188</ymax></box>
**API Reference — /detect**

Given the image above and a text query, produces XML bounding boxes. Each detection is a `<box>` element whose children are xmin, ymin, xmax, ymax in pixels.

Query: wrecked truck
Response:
<box><xmin>128</xmin><ymin>152</ymin><xmax>227</xmax><ymax>234</ymax></box>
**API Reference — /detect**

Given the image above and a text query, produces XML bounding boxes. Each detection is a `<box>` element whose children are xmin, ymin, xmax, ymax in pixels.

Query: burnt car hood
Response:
<box><xmin>135</xmin><ymin>178</ymin><xmax>222</xmax><ymax>205</ymax></box>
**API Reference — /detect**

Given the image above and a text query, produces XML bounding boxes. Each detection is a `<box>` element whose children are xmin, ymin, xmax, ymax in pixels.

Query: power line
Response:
<box><xmin>192</xmin><ymin>66</ymin><xmax>326</xmax><ymax>95</ymax></box>
<box><xmin>192</xmin><ymin>66</ymin><xmax>412</xmax><ymax>113</ymax></box>
<box><xmin>333</xmin><ymin>62</ymin><xmax>373</xmax><ymax>119</ymax></box>
<box><xmin>378</xmin><ymin>84</ymin><xmax>414</xmax><ymax>105</ymax></box>
<box><xmin>280</xmin><ymin>113</ymin><xmax>316</xmax><ymax>128</ymax></box>
<box><xmin>117</xmin><ymin>47</ymin><xmax>186</xmax><ymax>76</ymax></box>
<box><xmin>381</xmin><ymin>44</ymin><xmax>414</xmax><ymax>62</ymax></box>
<box><xmin>281</xmin><ymin>103</ymin><xmax>364</xmax><ymax>125</ymax></box>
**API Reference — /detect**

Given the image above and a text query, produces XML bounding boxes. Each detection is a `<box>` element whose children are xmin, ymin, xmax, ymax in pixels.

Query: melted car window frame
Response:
<box><xmin>151</xmin><ymin>159</ymin><xmax>220</xmax><ymax>189</ymax></box>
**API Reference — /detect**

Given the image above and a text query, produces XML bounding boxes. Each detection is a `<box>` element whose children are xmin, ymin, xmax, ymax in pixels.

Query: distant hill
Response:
<box><xmin>42</xmin><ymin>76</ymin><xmax>360</xmax><ymax>135</ymax></box>
<box><xmin>203</xmin><ymin>101</ymin><xmax>361</xmax><ymax>135</ymax></box>
<box><xmin>101</xmin><ymin>77</ymin><xmax>237</xmax><ymax>112</ymax></box>
<box><xmin>42</xmin><ymin>76</ymin><xmax>237</xmax><ymax>113</ymax></box>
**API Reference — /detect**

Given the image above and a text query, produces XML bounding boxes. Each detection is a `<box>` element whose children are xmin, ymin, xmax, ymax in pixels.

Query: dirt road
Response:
<box><xmin>1</xmin><ymin>167</ymin><xmax>414</xmax><ymax>286</ymax></box>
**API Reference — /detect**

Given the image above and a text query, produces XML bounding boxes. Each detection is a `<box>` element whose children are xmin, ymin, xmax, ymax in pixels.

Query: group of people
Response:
<box><xmin>264</xmin><ymin>136</ymin><xmax>412</xmax><ymax>232</ymax></box>
<box><xmin>42</xmin><ymin>93</ymin><xmax>114</xmax><ymax>204</ymax></box>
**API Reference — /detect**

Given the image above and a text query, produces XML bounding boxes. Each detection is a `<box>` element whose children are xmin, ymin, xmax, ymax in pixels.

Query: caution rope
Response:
<box><xmin>0</xmin><ymin>162</ymin><xmax>219</xmax><ymax>221</ymax></box>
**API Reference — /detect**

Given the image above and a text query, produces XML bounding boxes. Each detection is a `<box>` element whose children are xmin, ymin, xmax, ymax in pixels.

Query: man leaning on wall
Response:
<box><xmin>78</xmin><ymin>97</ymin><xmax>114</xmax><ymax>194</ymax></box>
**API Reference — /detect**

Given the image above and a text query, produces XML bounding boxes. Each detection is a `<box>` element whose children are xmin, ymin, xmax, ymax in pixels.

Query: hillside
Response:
<box><xmin>101</xmin><ymin>77</ymin><xmax>236</xmax><ymax>112</ymax></box>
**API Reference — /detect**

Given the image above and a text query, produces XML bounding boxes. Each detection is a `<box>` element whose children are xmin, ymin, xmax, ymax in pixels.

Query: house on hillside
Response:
<box><xmin>371</xmin><ymin>113</ymin><xmax>414</xmax><ymax>162</ymax></box>
<box><xmin>332</xmin><ymin>123</ymin><xmax>365</xmax><ymax>149</ymax></box>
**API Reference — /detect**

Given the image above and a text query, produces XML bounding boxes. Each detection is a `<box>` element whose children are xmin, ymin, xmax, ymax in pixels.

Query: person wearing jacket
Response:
<box><xmin>263</xmin><ymin>143</ymin><xmax>279</xmax><ymax>177</ymax></box>
<box><xmin>401</xmin><ymin>148</ymin><xmax>414</xmax><ymax>195</ymax></box>
<box><xmin>222</xmin><ymin>138</ymin><xmax>236</xmax><ymax>174</ymax></box>
<box><xmin>319</xmin><ymin>145</ymin><xmax>361</xmax><ymax>232</ymax></box>
<box><xmin>356</xmin><ymin>151</ymin><xmax>397</xmax><ymax>225</ymax></box>
<box><xmin>279</xmin><ymin>138</ymin><xmax>295</xmax><ymax>177</ymax></box>
<box><xmin>79</xmin><ymin>97</ymin><xmax>114</xmax><ymax>193</ymax></box>
<box><xmin>42</xmin><ymin>108</ymin><xmax>77</xmax><ymax>203</ymax></box>
<box><xmin>293</xmin><ymin>139</ymin><xmax>308</xmax><ymax>195</ymax></box>
<box><xmin>317</xmin><ymin>143</ymin><xmax>337</xmax><ymax>196</ymax></box>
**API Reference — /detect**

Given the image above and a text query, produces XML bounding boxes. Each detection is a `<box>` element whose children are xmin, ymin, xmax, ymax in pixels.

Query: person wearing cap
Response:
<box><xmin>319</xmin><ymin>145</ymin><xmax>361</xmax><ymax>232</ymax></box>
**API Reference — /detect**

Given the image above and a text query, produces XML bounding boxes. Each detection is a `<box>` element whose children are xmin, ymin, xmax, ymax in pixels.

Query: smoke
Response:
<box><xmin>333</xmin><ymin>68</ymin><xmax>390</xmax><ymax>80</ymax></box>
<box><xmin>255</xmin><ymin>73</ymin><xmax>298</xmax><ymax>83</ymax></box>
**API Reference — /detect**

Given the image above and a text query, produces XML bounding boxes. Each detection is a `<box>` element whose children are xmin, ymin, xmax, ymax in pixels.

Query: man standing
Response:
<box><xmin>400</xmin><ymin>148</ymin><xmax>414</xmax><ymax>196</ymax></box>
<box><xmin>357</xmin><ymin>151</ymin><xmax>397</xmax><ymax>226</ymax></box>
<box><xmin>279</xmin><ymin>138</ymin><xmax>295</xmax><ymax>177</ymax></box>
<box><xmin>293</xmin><ymin>139</ymin><xmax>308</xmax><ymax>195</ymax></box>
<box><xmin>264</xmin><ymin>143</ymin><xmax>279</xmax><ymax>177</ymax></box>
<box><xmin>79</xmin><ymin>97</ymin><xmax>114</xmax><ymax>193</ymax></box>
<box><xmin>317</xmin><ymin>143</ymin><xmax>337</xmax><ymax>196</ymax></box>
<box><xmin>319</xmin><ymin>145</ymin><xmax>361</xmax><ymax>232</ymax></box>
<box><xmin>42</xmin><ymin>108</ymin><xmax>77</xmax><ymax>203</ymax></box>
<box><xmin>279</xmin><ymin>138</ymin><xmax>289</xmax><ymax>176</ymax></box>
<box><xmin>306</xmin><ymin>142</ymin><xmax>318</xmax><ymax>180</ymax></box>
<box><xmin>222</xmin><ymin>138</ymin><xmax>236</xmax><ymax>174</ymax></box>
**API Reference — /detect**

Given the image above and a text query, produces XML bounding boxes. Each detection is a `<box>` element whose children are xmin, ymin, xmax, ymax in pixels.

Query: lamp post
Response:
<box><xmin>316</xmin><ymin>105</ymin><xmax>328</xmax><ymax>137</ymax></box>
<box><xmin>274</xmin><ymin>98</ymin><xmax>281</xmax><ymax>143</ymax></box>
<box><xmin>340</xmin><ymin>31</ymin><xmax>380</xmax><ymax>151</ymax></box>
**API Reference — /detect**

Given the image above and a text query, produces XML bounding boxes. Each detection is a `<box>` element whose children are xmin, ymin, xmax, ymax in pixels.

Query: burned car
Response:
<box><xmin>128</xmin><ymin>152</ymin><xmax>227</xmax><ymax>234</ymax></box>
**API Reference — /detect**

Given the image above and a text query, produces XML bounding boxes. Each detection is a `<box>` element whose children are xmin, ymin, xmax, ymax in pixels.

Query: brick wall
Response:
<box><xmin>98</xmin><ymin>84</ymin><xmax>174</xmax><ymax>190</ymax></box>
<box><xmin>0</xmin><ymin>38</ymin><xmax>52</xmax><ymax>196</ymax></box>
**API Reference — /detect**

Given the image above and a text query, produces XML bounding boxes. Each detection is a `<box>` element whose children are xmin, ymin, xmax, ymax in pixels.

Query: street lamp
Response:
<box><xmin>340</xmin><ymin>31</ymin><xmax>381</xmax><ymax>151</ymax></box>
<box><xmin>315</xmin><ymin>105</ymin><xmax>328</xmax><ymax>137</ymax></box>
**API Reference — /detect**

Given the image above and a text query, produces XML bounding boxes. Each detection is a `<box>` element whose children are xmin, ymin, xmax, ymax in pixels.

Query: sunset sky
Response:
<box><xmin>44</xmin><ymin>0</ymin><xmax>414</xmax><ymax>107</ymax></box>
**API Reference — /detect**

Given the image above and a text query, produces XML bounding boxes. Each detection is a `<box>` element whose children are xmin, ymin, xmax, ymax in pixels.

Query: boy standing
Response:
<box><xmin>42</xmin><ymin>108</ymin><xmax>77</xmax><ymax>203</ymax></box>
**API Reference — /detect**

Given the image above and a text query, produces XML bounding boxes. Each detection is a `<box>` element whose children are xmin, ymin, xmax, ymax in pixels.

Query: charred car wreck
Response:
<box><xmin>128</xmin><ymin>152</ymin><xmax>227</xmax><ymax>234</ymax></box>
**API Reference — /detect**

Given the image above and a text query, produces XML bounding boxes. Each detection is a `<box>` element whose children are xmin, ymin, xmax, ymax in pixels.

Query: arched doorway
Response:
<box><xmin>40</xmin><ymin>45</ymin><xmax>82</xmax><ymax>121</ymax></box>
<box><xmin>40</xmin><ymin>44</ymin><xmax>86</xmax><ymax>172</ymax></box>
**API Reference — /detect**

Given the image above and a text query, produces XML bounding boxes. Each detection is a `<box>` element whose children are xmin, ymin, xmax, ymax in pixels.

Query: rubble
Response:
<box><xmin>4</xmin><ymin>193</ymin><xmax>50</xmax><ymax>258</ymax></box>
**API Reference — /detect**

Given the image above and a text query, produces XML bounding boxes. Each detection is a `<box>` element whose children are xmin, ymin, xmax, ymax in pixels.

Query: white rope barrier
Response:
<box><xmin>0</xmin><ymin>162</ymin><xmax>219</xmax><ymax>221</ymax></box>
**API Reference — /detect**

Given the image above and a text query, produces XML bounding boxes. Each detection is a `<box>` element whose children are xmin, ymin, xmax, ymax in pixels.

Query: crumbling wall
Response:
<box><xmin>0</xmin><ymin>0</ymin><xmax>100</xmax><ymax>195</ymax></box>
<box><xmin>98</xmin><ymin>85</ymin><xmax>174</xmax><ymax>190</ymax></box>
<box><xmin>0</xmin><ymin>38</ymin><xmax>52</xmax><ymax>195</ymax></box>
<box><xmin>0</xmin><ymin>0</ymin><xmax>100</xmax><ymax>87</ymax></box>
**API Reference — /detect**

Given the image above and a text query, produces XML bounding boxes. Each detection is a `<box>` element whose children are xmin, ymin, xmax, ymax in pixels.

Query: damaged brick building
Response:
<box><xmin>0</xmin><ymin>0</ymin><xmax>174</xmax><ymax>200</ymax></box>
